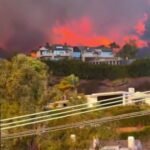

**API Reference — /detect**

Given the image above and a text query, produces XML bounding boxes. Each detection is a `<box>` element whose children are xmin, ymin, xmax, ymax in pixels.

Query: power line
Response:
<box><xmin>2</xmin><ymin>93</ymin><xmax>149</xmax><ymax>128</ymax></box>
<box><xmin>1</xmin><ymin>96</ymin><xmax>123</xmax><ymax>127</ymax></box>
<box><xmin>1</xmin><ymin>91</ymin><xmax>149</xmax><ymax>123</ymax></box>
<box><xmin>1</xmin><ymin>95</ymin><xmax>123</xmax><ymax>122</ymax></box>
<box><xmin>1</xmin><ymin>98</ymin><xmax>148</xmax><ymax>130</ymax></box>
<box><xmin>2</xmin><ymin>110</ymin><xmax>150</xmax><ymax>140</ymax></box>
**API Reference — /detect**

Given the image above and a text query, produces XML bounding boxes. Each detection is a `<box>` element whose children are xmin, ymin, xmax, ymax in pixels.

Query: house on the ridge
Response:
<box><xmin>82</xmin><ymin>46</ymin><xmax>122</xmax><ymax>65</ymax></box>
<box><xmin>72</xmin><ymin>46</ymin><xmax>82</xmax><ymax>60</ymax></box>
<box><xmin>31</xmin><ymin>43</ymin><xmax>122</xmax><ymax>65</ymax></box>
<box><xmin>36</xmin><ymin>44</ymin><xmax>73</xmax><ymax>60</ymax></box>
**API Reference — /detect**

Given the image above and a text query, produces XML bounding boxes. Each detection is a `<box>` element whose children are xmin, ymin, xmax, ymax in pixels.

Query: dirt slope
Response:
<box><xmin>78</xmin><ymin>77</ymin><xmax>150</xmax><ymax>94</ymax></box>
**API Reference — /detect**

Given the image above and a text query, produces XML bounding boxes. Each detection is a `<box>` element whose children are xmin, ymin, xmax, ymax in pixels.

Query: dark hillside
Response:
<box><xmin>78</xmin><ymin>77</ymin><xmax>150</xmax><ymax>94</ymax></box>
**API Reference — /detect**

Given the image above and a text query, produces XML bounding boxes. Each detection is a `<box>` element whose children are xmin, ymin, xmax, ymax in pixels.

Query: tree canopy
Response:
<box><xmin>109</xmin><ymin>42</ymin><xmax>120</xmax><ymax>50</ymax></box>
<box><xmin>0</xmin><ymin>55</ymin><xmax>87</xmax><ymax>149</ymax></box>
<box><xmin>118</xmin><ymin>40</ymin><xmax>138</xmax><ymax>59</ymax></box>
<box><xmin>1</xmin><ymin>54</ymin><xmax>150</xmax><ymax>149</ymax></box>
<box><xmin>0</xmin><ymin>54</ymin><xmax>49</xmax><ymax>118</ymax></box>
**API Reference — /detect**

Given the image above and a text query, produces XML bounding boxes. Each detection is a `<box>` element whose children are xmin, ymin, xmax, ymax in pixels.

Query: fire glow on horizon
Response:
<box><xmin>51</xmin><ymin>17</ymin><xmax>112</xmax><ymax>46</ymax></box>
<box><xmin>0</xmin><ymin>0</ymin><xmax>150</xmax><ymax>54</ymax></box>
<box><xmin>51</xmin><ymin>15</ymin><xmax>148</xmax><ymax>48</ymax></box>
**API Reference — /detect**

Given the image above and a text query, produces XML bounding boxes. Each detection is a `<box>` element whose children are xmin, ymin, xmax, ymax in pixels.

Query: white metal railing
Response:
<box><xmin>1</xmin><ymin>97</ymin><xmax>149</xmax><ymax>130</ymax></box>
<box><xmin>1</xmin><ymin>91</ymin><xmax>149</xmax><ymax>131</ymax></box>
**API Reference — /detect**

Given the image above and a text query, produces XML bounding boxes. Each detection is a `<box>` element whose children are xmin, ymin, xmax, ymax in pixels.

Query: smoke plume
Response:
<box><xmin>0</xmin><ymin>0</ymin><xmax>150</xmax><ymax>56</ymax></box>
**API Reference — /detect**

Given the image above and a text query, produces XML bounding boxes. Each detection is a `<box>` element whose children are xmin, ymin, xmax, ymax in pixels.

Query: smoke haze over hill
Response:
<box><xmin>0</xmin><ymin>0</ymin><xmax>150</xmax><ymax>56</ymax></box>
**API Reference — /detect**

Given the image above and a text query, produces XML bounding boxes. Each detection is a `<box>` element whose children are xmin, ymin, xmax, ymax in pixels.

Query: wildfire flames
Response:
<box><xmin>51</xmin><ymin>15</ymin><xmax>149</xmax><ymax>48</ymax></box>
<box><xmin>51</xmin><ymin>17</ymin><xmax>112</xmax><ymax>46</ymax></box>
<box><xmin>0</xmin><ymin>0</ymin><xmax>150</xmax><ymax>55</ymax></box>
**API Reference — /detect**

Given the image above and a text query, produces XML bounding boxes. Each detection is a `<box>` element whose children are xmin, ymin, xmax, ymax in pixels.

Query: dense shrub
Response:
<box><xmin>128</xmin><ymin>59</ymin><xmax>150</xmax><ymax>77</ymax></box>
<box><xmin>44</xmin><ymin>60</ymin><xmax>128</xmax><ymax>80</ymax></box>
<box><xmin>44</xmin><ymin>59</ymin><xmax>150</xmax><ymax>80</ymax></box>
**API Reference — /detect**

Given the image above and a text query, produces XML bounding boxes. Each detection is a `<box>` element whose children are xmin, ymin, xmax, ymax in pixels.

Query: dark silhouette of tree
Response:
<box><xmin>118</xmin><ymin>40</ymin><xmax>138</xmax><ymax>60</ymax></box>
<box><xmin>109</xmin><ymin>42</ymin><xmax>120</xmax><ymax>50</ymax></box>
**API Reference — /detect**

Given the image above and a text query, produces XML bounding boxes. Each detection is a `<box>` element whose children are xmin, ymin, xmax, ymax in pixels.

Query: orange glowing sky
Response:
<box><xmin>0</xmin><ymin>0</ymin><xmax>150</xmax><ymax>53</ymax></box>
<box><xmin>52</xmin><ymin>17</ymin><xmax>112</xmax><ymax>46</ymax></box>
<box><xmin>51</xmin><ymin>15</ymin><xmax>148</xmax><ymax>48</ymax></box>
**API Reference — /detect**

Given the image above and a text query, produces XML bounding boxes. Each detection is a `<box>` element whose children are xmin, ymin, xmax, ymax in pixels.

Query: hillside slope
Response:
<box><xmin>78</xmin><ymin>77</ymin><xmax>150</xmax><ymax>94</ymax></box>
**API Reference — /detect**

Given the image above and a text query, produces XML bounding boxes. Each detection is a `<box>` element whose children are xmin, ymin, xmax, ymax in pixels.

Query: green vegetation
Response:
<box><xmin>44</xmin><ymin>58</ymin><xmax>150</xmax><ymax>80</ymax></box>
<box><xmin>48</xmin><ymin>74</ymin><xmax>86</xmax><ymax>105</ymax></box>
<box><xmin>118</xmin><ymin>40</ymin><xmax>138</xmax><ymax>59</ymax></box>
<box><xmin>0</xmin><ymin>55</ymin><xmax>84</xmax><ymax>119</ymax></box>
<box><xmin>0</xmin><ymin>54</ymin><xmax>49</xmax><ymax>119</ymax></box>
<box><xmin>0</xmin><ymin>55</ymin><xmax>87</xmax><ymax>149</ymax></box>
<box><xmin>1</xmin><ymin>97</ymin><xmax>150</xmax><ymax>149</ymax></box>
<box><xmin>128</xmin><ymin>58</ymin><xmax>150</xmax><ymax>77</ymax></box>
<box><xmin>1</xmin><ymin>54</ymin><xmax>150</xmax><ymax>149</ymax></box>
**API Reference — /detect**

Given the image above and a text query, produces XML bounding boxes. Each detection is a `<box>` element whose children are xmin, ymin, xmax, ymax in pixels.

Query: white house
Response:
<box><xmin>33</xmin><ymin>44</ymin><xmax>122</xmax><ymax>65</ymax></box>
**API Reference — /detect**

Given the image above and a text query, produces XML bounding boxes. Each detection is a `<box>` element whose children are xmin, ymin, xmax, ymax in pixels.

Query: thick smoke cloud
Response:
<box><xmin>0</xmin><ymin>0</ymin><xmax>150</xmax><ymax>56</ymax></box>
<box><xmin>142</xmin><ymin>14</ymin><xmax>150</xmax><ymax>41</ymax></box>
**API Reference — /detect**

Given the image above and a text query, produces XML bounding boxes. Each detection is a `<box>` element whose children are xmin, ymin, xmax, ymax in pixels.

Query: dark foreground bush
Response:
<box><xmin>44</xmin><ymin>58</ymin><xmax>150</xmax><ymax>80</ymax></box>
